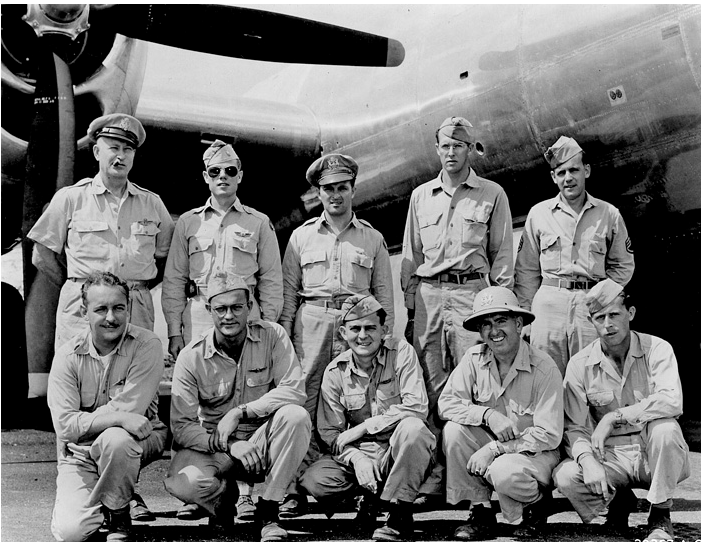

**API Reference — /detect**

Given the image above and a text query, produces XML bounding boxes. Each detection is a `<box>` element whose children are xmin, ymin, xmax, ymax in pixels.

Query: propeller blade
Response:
<box><xmin>21</xmin><ymin>40</ymin><xmax>76</xmax><ymax>398</ymax></box>
<box><xmin>95</xmin><ymin>4</ymin><xmax>405</xmax><ymax>67</ymax></box>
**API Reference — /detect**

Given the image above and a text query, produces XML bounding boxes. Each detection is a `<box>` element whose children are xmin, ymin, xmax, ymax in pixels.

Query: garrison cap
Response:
<box><xmin>585</xmin><ymin>279</ymin><xmax>624</xmax><ymax>315</ymax></box>
<box><xmin>207</xmin><ymin>271</ymin><xmax>249</xmax><ymax>303</ymax></box>
<box><xmin>437</xmin><ymin>116</ymin><xmax>475</xmax><ymax>145</ymax></box>
<box><xmin>306</xmin><ymin>154</ymin><xmax>358</xmax><ymax>187</ymax></box>
<box><xmin>88</xmin><ymin>113</ymin><xmax>146</xmax><ymax>148</ymax></box>
<box><xmin>341</xmin><ymin>294</ymin><xmax>385</xmax><ymax>323</ymax></box>
<box><xmin>203</xmin><ymin>140</ymin><xmax>241</xmax><ymax>168</ymax></box>
<box><xmin>544</xmin><ymin>136</ymin><xmax>583</xmax><ymax>169</ymax></box>
<box><xmin>463</xmin><ymin>286</ymin><xmax>535</xmax><ymax>332</ymax></box>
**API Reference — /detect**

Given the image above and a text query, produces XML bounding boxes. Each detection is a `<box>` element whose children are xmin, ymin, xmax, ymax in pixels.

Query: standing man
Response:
<box><xmin>29</xmin><ymin>113</ymin><xmax>173</xmax><ymax>521</ymax></box>
<box><xmin>401</xmin><ymin>116</ymin><xmax>514</xmax><ymax>501</ymax></box>
<box><xmin>554</xmin><ymin>279</ymin><xmax>689</xmax><ymax>541</ymax></box>
<box><xmin>279</xmin><ymin>154</ymin><xmax>394</xmax><ymax>515</ymax></box>
<box><xmin>162</xmin><ymin>139</ymin><xmax>282</xmax><ymax>362</ymax></box>
<box><xmin>439</xmin><ymin>287</ymin><xmax>563</xmax><ymax>541</ymax></box>
<box><xmin>48</xmin><ymin>272</ymin><xmax>167</xmax><ymax>542</ymax></box>
<box><xmin>514</xmin><ymin>135</ymin><xmax>634</xmax><ymax>375</ymax></box>
<box><xmin>300</xmin><ymin>295</ymin><xmax>435</xmax><ymax>541</ymax></box>
<box><xmin>165</xmin><ymin>271</ymin><xmax>310</xmax><ymax>542</ymax></box>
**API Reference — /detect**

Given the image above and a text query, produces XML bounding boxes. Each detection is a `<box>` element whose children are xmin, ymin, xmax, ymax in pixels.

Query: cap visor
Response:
<box><xmin>317</xmin><ymin>173</ymin><xmax>355</xmax><ymax>186</ymax></box>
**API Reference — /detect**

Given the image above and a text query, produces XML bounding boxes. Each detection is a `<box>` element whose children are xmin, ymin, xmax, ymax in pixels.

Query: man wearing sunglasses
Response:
<box><xmin>165</xmin><ymin>271</ymin><xmax>309</xmax><ymax>542</ymax></box>
<box><xmin>162</xmin><ymin>140</ymin><xmax>283</xmax><ymax>520</ymax></box>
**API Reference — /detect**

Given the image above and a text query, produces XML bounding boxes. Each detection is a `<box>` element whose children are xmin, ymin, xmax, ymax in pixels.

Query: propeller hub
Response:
<box><xmin>23</xmin><ymin>4</ymin><xmax>90</xmax><ymax>40</ymax></box>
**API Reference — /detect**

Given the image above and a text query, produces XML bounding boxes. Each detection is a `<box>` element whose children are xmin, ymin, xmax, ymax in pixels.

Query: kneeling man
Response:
<box><xmin>553</xmin><ymin>279</ymin><xmax>690</xmax><ymax>541</ymax></box>
<box><xmin>48</xmin><ymin>272</ymin><xmax>167</xmax><ymax>541</ymax></box>
<box><xmin>301</xmin><ymin>295</ymin><xmax>435</xmax><ymax>541</ymax></box>
<box><xmin>165</xmin><ymin>271</ymin><xmax>310</xmax><ymax>542</ymax></box>
<box><xmin>439</xmin><ymin>287</ymin><xmax>563</xmax><ymax>540</ymax></box>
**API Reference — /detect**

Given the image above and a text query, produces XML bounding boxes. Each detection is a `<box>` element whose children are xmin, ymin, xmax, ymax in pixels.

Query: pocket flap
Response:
<box><xmin>73</xmin><ymin>220</ymin><xmax>109</xmax><ymax>233</ymax></box>
<box><xmin>342</xmin><ymin>393</ymin><xmax>366</xmax><ymax>411</ymax></box>
<box><xmin>301</xmin><ymin>250</ymin><xmax>327</xmax><ymax>266</ymax></box>
<box><xmin>589</xmin><ymin>239</ymin><xmax>606</xmax><ymax>255</ymax></box>
<box><xmin>419</xmin><ymin>212</ymin><xmax>442</xmax><ymax>228</ymax></box>
<box><xmin>189</xmin><ymin>237</ymin><xmax>213</xmax><ymax>254</ymax></box>
<box><xmin>350</xmin><ymin>252</ymin><xmax>373</xmax><ymax>269</ymax></box>
<box><xmin>540</xmin><ymin>234</ymin><xmax>559</xmax><ymax>251</ymax></box>
<box><xmin>231</xmin><ymin>234</ymin><xmax>256</xmax><ymax>254</ymax></box>
<box><xmin>131</xmin><ymin>222</ymin><xmax>160</xmax><ymax>236</ymax></box>
<box><xmin>586</xmin><ymin>390</ymin><xmax>615</xmax><ymax>406</ymax></box>
<box><xmin>463</xmin><ymin>207</ymin><xmax>490</xmax><ymax>224</ymax></box>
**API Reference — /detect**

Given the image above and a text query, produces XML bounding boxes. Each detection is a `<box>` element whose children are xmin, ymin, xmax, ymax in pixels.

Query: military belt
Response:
<box><xmin>304</xmin><ymin>298</ymin><xmax>347</xmax><ymax>310</ymax></box>
<box><xmin>542</xmin><ymin>277</ymin><xmax>598</xmax><ymax>290</ymax></box>
<box><xmin>423</xmin><ymin>272</ymin><xmax>483</xmax><ymax>285</ymax></box>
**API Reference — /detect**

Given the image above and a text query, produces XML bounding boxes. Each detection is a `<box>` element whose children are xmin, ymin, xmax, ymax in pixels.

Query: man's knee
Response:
<box><xmin>164</xmin><ymin>464</ymin><xmax>221</xmax><ymax>504</ymax></box>
<box><xmin>553</xmin><ymin>459</ymin><xmax>582</xmax><ymax>493</ymax></box>
<box><xmin>299</xmin><ymin>459</ymin><xmax>351</xmax><ymax>501</ymax></box>
<box><xmin>394</xmin><ymin>417</ymin><xmax>429</xmax><ymax>442</ymax></box>
<box><xmin>275</xmin><ymin>404</ymin><xmax>310</xmax><ymax>429</ymax></box>
<box><xmin>52</xmin><ymin>510</ymin><xmax>102</xmax><ymax>542</ymax></box>
<box><xmin>646</xmin><ymin>418</ymin><xmax>684</xmax><ymax>447</ymax></box>
<box><xmin>94</xmin><ymin>427</ymin><xmax>142</xmax><ymax>458</ymax></box>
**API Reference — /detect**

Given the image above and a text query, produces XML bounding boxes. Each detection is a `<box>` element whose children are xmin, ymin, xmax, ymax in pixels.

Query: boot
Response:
<box><xmin>372</xmin><ymin>500</ymin><xmax>414</xmax><ymax>542</ymax></box>
<box><xmin>258</xmin><ymin>498</ymin><xmax>287</xmax><ymax>542</ymax></box>
<box><xmin>644</xmin><ymin>506</ymin><xmax>674</xmax><ymax>541</ymax></box>
<box><xmin>130</xmin><ymin>493</ymin><xmax>155</xmax><ymax>522</ymax></box>
<box><xmin>105</xmin><ymin>506</ymin><xmax>131</xmax><ymax>542</ymax></box>
<box><xmin>604</xmin><ymin>487</ymin><xmax>637</xmax><ymax>535</ymax></box>
<box><xmin>453</xmin><ymin>503</ymin><xmax>497</xmax><ymax>541</ymax></box>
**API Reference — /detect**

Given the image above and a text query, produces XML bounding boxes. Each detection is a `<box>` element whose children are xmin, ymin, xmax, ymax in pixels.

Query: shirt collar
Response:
<box><xmin>90</xmin><ymin>174</ymin><xmax>135</xmax><ymax>197</ymax></box>
<box><xmin>317</xmin><ymin>211</ymin><xmax>361</xmax><ymax>231</ymax></box>
<box><xmin>550</xmin><ymin>191</ymin><xmax>597</xmax><ymax>211</ymax></box>
<box><xmin>203</xmin><ymin>322</ymin><xmax>260</xmax><ymax>360</ymax></box>
<box><xmin>75</xmin><ymin>324</ymin><xmax>134</xmax><ymax>358</ymax></box>
<box><xmin>430</xmin><ymin>168</ymin><xmax>479</xmax><ymax>193</ymax></box>
<box><xmin>478</xmin><ymin>340</ymin><xmax>533</xmax><ymax>373</ymax></box>
<box><xmin>339</xmin><ymin>338</ymin><xmax>390</xmax><ymax>377</ymax></box>
<box><xmin>586</xmin><ymin>331</ymin><xmax>643</xmax><ymax>367</ymax></box>
<box><xmin>201</xmin><ymin>196</ymin><xmax>244</xmax><ymax>214</ymax></box>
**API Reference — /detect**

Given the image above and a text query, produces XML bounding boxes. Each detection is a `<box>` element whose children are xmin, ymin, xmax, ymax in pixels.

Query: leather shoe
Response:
<box><xmin>644</xmin><ymin>507</ymin><xmax>674</xmax><ymax>541</ymax></box>
<box><xmin>130</xmin><ymin>493</ymin><xmax>155</xmax><ymax>522</ymax></box>
<box><xmin>454</xmin><ymin>504</ymin><xmax>497</xmax><ymax>541</ymax></box>
<box><xmin>278</xmin><ymin>494</ymin><xmax>307</xmax><ymax>518</ymax></box>
<box><xmin>236</xmin><ymin>495</ymin><xmax>257</xmax><ymax>522</ymax></box>
<box><xmin>604</xmin><ymin>488</ymin><xmax>636</xmax><ymax>535</ymax></box>
<box><xmin>176</xmin><ymin>503</ymin><xmax>208</xmax><ymax>521</ymax></box>
<box><xmin>514</xmin><ymin>490</ymin><xmax>553</xmax><ymax>538</ymax></box>
<box><xmin>106</xmin><ymin>506</ymin><xmax>132</xmax><ymax>542</ymax></box>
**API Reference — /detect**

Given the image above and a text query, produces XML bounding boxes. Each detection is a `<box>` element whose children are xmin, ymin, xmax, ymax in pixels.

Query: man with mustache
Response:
<box><xmin>514</xmin><ymin>136</ymin><xmax>634</xmax><ymax>376</ymax></box>
<box><xmin>278</xmin><ymin>154</ymin><xmax>394</xmax><ymax>516</ymax></box>
<box><xmin>162</xmin><ymin>139</ymin><xmax>283</xmax><ymax>520</ymax></box>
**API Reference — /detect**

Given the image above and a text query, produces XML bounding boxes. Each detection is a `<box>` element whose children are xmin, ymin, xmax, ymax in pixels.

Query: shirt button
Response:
<box><xmin>120</xmin><ymin>263</ymin><xmax>124</xmax><ymax>267</ymax></box>
<box><xmin>573</xmin><ymin>260</ymin><xmax>577</xmax><ymax>264</ymax></box>
<box><xmin>450</xmin><ymin>223</ymin><xmax>454</xmax><ymax>227</ymax></box>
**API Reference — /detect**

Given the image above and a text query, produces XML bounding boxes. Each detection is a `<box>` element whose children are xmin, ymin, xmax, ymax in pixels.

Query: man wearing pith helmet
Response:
<box><xmin>166</xmin><ymin>271</ymin><xmax>309</xmax><ymax>542</ymax></box>
<box><xmin>279</xmin><ymin>154</ymin><xmax>394</xmax><ymax>516</ymax></box>
<box><xmin>438</xmin><ymin>286</ymin><xmax>562</xmax><ymax>541</ymax></box>
<box><xmin>162</xmin><ymin>139</ymin><xmax>283</xmax><ymax>520</ymax></box>
<box><xmin>300</xmin><ymin>294</ymin><xmax>434</xmax><ymax>541</ymax></box>
<box><xmin>514</xmin><ymin>135</ymin><xmax>635</xmax><ymax>376</ymax></box>
<box><xmin>554</xmin><ymin>279</ymin><xmax>689</xmax><ymax>541</ymax></box>
<box><xmin>400</xmin><ymin>116</ymin><xmax>514</xmax><ymax>503</ymax></box>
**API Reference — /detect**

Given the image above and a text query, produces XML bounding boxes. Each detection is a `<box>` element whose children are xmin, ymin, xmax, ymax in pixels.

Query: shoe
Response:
<box><xmin>514</xmin><ymin>490</ymin><xmax>553</xmax><ymax>538</ymax></box>
<box><xmin>236</xmin><ymin>495</ymin><xmax>257</xmax><ymax>522</ymax></box>
<box><xmin>278</xmin><ymin>493</ymin><xmax>307</xmax><ymax>518</ymax></box>
<box><xmin>604</xmin><ymin>488</ymin><xmax>636</xmax><ymax>535</ymax></box>
<box><xmin>453</xmin><ymin>504</ymin><xmax>497</xmax><ymax>541</ymax></box>
<box><xmin>644</xmin><ymin>507</ymin><xmax>674</xmax><ymax>541</ymax></box>
<box><xmin>258</xmin><ymin>498</ymin><xmax>288</xmax><ymax>542</ymax></box>
<box><xmin>176</xmin><ymin>503</ymin><xmax>208</xmax><ymax>521</ymax></box>
<box><xmin>372</xmin><ymin>501</ymin><xmax>414</xmax><ymax>541</ymax></box>
<box><xmin>130</xmin><ymin>493</ymin><xmax>155</xmax><ymax>522</ymax></box>
<box><xmin>106</xmin><ymin>506</ymin><xmax>132</xmax><ymax>542</ymax></box>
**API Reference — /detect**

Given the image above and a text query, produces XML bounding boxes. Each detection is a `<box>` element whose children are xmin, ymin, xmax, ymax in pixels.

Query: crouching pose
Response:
<box><xmin>553</xmin><ymin>279</ymin><xmax>690</xmax><ymax>541</ymax></box>
<box><xmin>48</xmin><ymin>272</ymin><xmax>167</xmax><ymax>541</ymax></box>
<box><xmin>300</xmin><ymin>295</ymin><xmax>435</xmax><ymax>541</ymax></box>
<box><xmin>439</xmin><ymin>287</ymin><xmax>563</xmax><ymax>540</ymax></box>
<box><xmin>164</xmin><ymin>271</ymin><xmax>310</xmax><ymax>542</ymax></box>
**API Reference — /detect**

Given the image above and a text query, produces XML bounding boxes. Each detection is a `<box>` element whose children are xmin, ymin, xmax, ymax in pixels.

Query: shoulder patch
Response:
<box><xmin>517</xmin><ymin>235</ymin><xmax>524</xmax><ymax>253</ymax></box>
<box><xmin>625</xmin><ymin>236</ymin><xmax>633</xmax><ymax>254</ymax></box>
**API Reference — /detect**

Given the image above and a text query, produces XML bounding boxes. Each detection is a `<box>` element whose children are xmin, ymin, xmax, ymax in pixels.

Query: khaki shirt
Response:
<box><xmin>438</xmin><ymin>341</ymin><xmax>563</xmax><ymax>454</ymax></box>
<box><xmin>281</xmin><ymin>213</ymin><xmax>394</xmax><ymax>330</ymax></box>
<box><xmin>28</xmin><ymin>175</ymin><xmax>174</xmax><ymax>280</ymax></box>
<box><xmin>162</xmin><ymin>197</ymin><xmax>283</xmax><ymax>336</ymax></box>
<box><xmin>563</xmin><ymin>331</ymin><xmax>683</xmax><ymax>462</ymax></box>
<box><xmin>47</xmin><ymin>324</ymin><xmax>165</xmax><ymax>452</ymax></box>
<box><xmin>514</xmin><ymin>193</ymin><xmax>634</xmax><ymax>309</ymax></box>
<box><xmin>170</xmin><ymin>320</ymin><xmax>305</xmax><ymax>453</ymax></box>
<box><xmin>317</xmin><ymin>337</ymin><xmax>428</xmax><ymax>466</ymax></box>
<box><xmin>401</xmin><ymin>170</ymin><xmax>514</xmax><ymax>309</ymax></box>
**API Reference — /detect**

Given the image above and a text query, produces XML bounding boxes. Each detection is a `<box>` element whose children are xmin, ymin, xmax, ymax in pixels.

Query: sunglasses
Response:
<box><xmin>207</xmin><ymin>166</ymin><xmax>239</xmax><ymax>178</ymax></box>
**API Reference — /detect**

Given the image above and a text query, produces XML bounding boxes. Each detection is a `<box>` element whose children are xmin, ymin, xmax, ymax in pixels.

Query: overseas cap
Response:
<box><xmin>585</xmin><ymin>279</ymin><xmax>624</xmax><ymax>315</ymax></box>
<box><xmin>207</xmin><ymin>271</ymin><xmax>249</xmax><ymax>303</ymax></box>
<box><xmin>437</xmin><ymin>116</ymin><xmax>475</xmax><ymax>145</ymax></box>
<box><xmin>306</xmin><ymin>154</ymin><xmax>358</xmax><ymax>187</ymax></box>
<box><xmin>203</xmin><ymin>140</ymin><xmax>241</xmax><ymax>168</ymax></box>
<box><xmin>341</xmin><ymin>294</ymin><xmax>385</xmax><ymax>323</ymax></box>
<box><xmin>463</xmin><ymin>286</ymin><xmax>535</xmax><ymax>332</ymax></box>
<box><xmin>544</xmin><ymin>136</ymin><xmax>583</xmax><ymax>169</ymax></box>
<box><xmin>88</xmin><ymin>113</ymin><xmax>146</xmax><ymax>148</ymax></box>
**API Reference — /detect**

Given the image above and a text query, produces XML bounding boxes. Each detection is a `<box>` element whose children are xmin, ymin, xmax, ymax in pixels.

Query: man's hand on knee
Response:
<box><xmin>485</xmin><ymin>409</ymin><xmax>519</xmax><ymax>442</ymax></box>
<box><xmin>579</xmin><ymin>454</ymin><xmax>610</xmax><ymax>499</ymax></box>
<box><xmin>352</xmin><ymin>456</ymin><xmax>380</xmax><ymax>494</ymax></box>
<box><xmin>229</xmin><ymin>441</ymin><xmax>263</xmax><ymax>475</ymax></box>
<box><xmin>120</xmin><ymin>413</ymin><xmax>153</xmax><ymax>440</ymax></box>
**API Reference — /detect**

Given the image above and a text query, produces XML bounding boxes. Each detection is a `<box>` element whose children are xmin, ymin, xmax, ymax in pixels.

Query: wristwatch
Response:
<box><xmin>237</xmin><ymin>404</ymin><xmax>249</xmax><ymax>421</ymax></box>
<box><xmin>613</xmin><ymin>409</ymin><xmax>624</xmax><ymax>426</ymax></box>
<box><xmin>488</xmin><ymin>440</ymin><xmax>502</xmax><ymax>458</ymax></box>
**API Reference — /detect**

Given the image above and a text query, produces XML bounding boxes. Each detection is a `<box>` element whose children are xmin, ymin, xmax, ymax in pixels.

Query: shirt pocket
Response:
<box><xmin>199</xmin><ymin>380</ymin><xmax>234</xmax><ymax>411</ymax></box>
<box><xmin>342</xmin><ymin>249</ymin><xmax>373</xmax><ymax>290</ymax></box>
<box><xmin>586</xmin><ymin>389</ymin><xmax>616</xmax><ymax>420</ymax></box>
<box><xmin>301</xmin><ymin>249</ymin><xmax>328</xmax><ymax>287</ymax></box>
<box><xmin>230</xmin><ymin>230</ymin><xmax>259</xmax><ymax>278</ymax></box>
<box><xmin>188</xmin><ymin>237</ymin><xmax>214</xmax><ymax>281</ymax></box>
<box><xmin>108</xmin><ymin>378</ymin><xmax>126</xmax><ymax>402</ymax></box>
<box><xmin>70</xmin><ymin>218</ymin><xmax>110</xmax><ymax>260</ymax></box>
<box><xmin>244</xmin><ymin>364</ymin><xmax>273</xmax><ymax>392</ymax></box>
<box><xmin>129</xmin><ymin>221</ymin><xmax>160</xmax><ymax>263</ymax></box>
<box><xmin>507</xmin><ymin>397</ymin><xmax>535</xmax><ymax>432</ymax></box>
<box><xmin>418</xmin><ymin>212</ymin><xmax>443</xmax><ymax>255</ymax></box>
<box><xmin>342</xmin><ymin>392</ymin><xmax>366</xmax><ymax>411</ymax></box>
<box><xmin>375</xmin><ymin>377</ymin><xmax>401</xmax><ymax>414</ymax></box>
<box><xmin>588</xmin><ymin>238</ymin><xmax>607</xmax><ymax>277</ymax></box>
<box><xmin>461</xmin><ymin>209</ymin><xmax>489</xmax><ymax>247</ymax></box>
<box><xmin>539</xmin><ymin>233</ymin><xmax>561</xmax><ymax>273</ymax></box>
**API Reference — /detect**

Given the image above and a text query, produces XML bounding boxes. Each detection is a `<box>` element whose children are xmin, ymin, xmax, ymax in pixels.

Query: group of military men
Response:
<box><xmin>30</xmin><ymin>112</ymin><xmax>689</xmax><ymax>542</ymax></box>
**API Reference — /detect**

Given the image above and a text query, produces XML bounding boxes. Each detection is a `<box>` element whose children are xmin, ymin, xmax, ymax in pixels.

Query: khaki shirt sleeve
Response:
<box><xmin>605</xmin><ymin>211</ymin><xmax>634</xmax><ymax>287</ymax></box>
<box><xmin>170</xmin><ymin>351</ymin><xmax>214</xmax><ymax>452</ymax></box>
<box><xmin>280</xmin><ymin>234</ymin><xmax>302</xmax><ymax>325</ymax></box>
<box><xmin>562</xmin><ymin>358</ymin><xmax>595</xmax><ymax>461</ymax></box>
<box><xmin>400</xmin><ymin>194</ymin><xmax>422</xmax><ymax>310</ymax></box>
<box><xmin>370</xmin><ymin>236</ymin><xmax>395</xmax><ymax>331</ymax></box>
<box><xmin>47</xmin><ymin>350</ymin><xmax>85</xmax><ymax>445</ymax></box>
<box><xmin>514</xmin><ymin>210</ymin><xmax>542</xmax><ymax>310</ymax></box>
<box><xmin>487</xmin><ymin>189</ymin><xmax>514</xmax><ymax>288</ymax></box>
<box><xmin>162</xmin><ymin>217</ymin><xmax>190</xmax><ymax>338</ymax></box>
<box><xmin>27</xmin><ymin>188</ymin><xmax>71</xmax><ymax>254</ymax></box>
<box><xmin>246</xmin><ymin>324</ymin><xmax>306</xmax><ymax>417</ymax></box>
<box><xmin>437</xmin><ymin>354</ymin><xmax>489</xmax><ymax>425</ymax></box>
<box><xmin>365</xmin><ymin>341</ymin><xmax>428</xmax><ymax>434</ymax></box>
<box><xmin>255</xmin><ymin>219</ymin><xmax>283</xmax><ymax>322</ymax></box>
<box><xmin>154</xmin><ymin>197</ymin><xmax>175</xmax><ymax>259</ymax></box>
